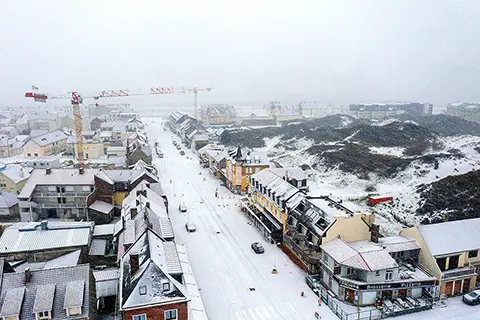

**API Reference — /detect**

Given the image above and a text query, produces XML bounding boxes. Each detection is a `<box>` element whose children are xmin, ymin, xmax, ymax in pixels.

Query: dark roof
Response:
<box><xmin>0</xmin><ymin>264</ymin><xmax>91</xmax><ymax>319</ymax></box>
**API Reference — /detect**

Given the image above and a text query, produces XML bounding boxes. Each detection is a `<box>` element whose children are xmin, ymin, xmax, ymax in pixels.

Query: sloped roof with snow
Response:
<box><xmin>119</xmin><ymin>230</ymin><xmax>188</xmax><ymax>310</ymax></box>
<box><xmin>321</xmin><ymin>238</ymin><xmax>397</xmax><ymax>271</ymax></box>
<box><xmin>89</xmin><ymin>200</ymin><xmax>114</xmax><ymax>214</ymax></box>
<box><xmin>417</xmin><ymin>218</ymin><xmax>480</xmax><ymax>256</ymax></box>
<box><xmin>1</xmin><ymin>166</ymin><xmax>32</xmax><ymax>184</ymax></box>
<box><xmin>0</xmin><ymin>191</ymin><xmax>19</xmax><ymax>208</ymax></box>
<box><xmin>95</xmin><ymin>169</ymin><xmax>156</xmax><ymax>185</ymax></box>
<box><xmin>30</xmin><ymin>130</ymin><xmax>67</xmax><ymax>147</ymax></box>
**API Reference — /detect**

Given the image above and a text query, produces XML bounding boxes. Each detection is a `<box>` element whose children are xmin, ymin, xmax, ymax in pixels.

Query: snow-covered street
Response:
<box><xmin>145</xmin><ymin>119</ymin><xmax>336</xmax><ymax>320</ymax></box>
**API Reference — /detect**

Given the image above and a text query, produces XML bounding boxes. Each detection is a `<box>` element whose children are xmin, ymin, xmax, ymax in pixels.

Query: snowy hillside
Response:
<box><xmin>220</xmin><ymin>115</ymin><xmax>480</xmax><ymax>235</ymax></box>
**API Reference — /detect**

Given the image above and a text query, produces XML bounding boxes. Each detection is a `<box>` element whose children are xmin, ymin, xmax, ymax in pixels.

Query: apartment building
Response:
<box><xmin>0</xmin><ymin>165</ymin><xmax>32</xmax><ymax>194</ymax></box>
<box><xmin>23</xmin><ymin>130</ymin><xmax>67</xmax><ymax>157</ymax></box>
<box><xmin>18</xmin><ymin>168</ymin><xmax>98</xmax><ymax>220</ymax></box>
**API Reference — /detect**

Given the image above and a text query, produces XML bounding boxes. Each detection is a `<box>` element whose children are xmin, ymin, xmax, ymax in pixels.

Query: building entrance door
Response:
<box><xmin>345</xmin><ymin>289</ymin><xmax>354</xmax><ymax>302</ymax></box>
<box><xmin>454</xmin><ymin>281</ymin><xmax>462</xmax><ymax>295</ymax></box>
<box><xmin>444</xmin><ymin>281</ymin><xmax>453</xmax><ymax>296</ymax></box>
<box><xmin>463</xmin><ymin>278</ymin><xmax>471</xmax><ymax>293</ymax></box>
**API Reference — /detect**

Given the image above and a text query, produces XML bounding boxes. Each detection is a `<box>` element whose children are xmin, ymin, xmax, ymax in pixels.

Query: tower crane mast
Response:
<box><xmin>25</xmin><ymin>85</ymin><xmax>212</xmax><ymax>169</ymax></box>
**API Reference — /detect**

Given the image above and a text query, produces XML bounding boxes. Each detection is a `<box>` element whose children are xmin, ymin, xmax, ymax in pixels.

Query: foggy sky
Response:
<box><xmin>1</xmin><ymin>1</ymin><xmax>479</xmax><ymax>109</ymax></box>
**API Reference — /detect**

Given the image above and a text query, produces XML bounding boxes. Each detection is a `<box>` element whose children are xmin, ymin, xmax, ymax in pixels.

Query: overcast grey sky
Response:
<box><xmin>1</xmin><ymin>0</ymin><xmax>479</xmax><ymax>109</ymax></box>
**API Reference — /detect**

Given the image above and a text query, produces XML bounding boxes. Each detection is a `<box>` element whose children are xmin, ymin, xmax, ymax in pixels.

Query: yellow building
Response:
<box><xmin>225</xmin><ymin>147</ymin><xmax>269</xmax><ymax>194</ymax></box>
<box><xmin>401</xmin><ymin>219</ymin><xmax>480</xmax><ymax>297</ymax></box>
<box><xmin>75</xmin><ymin>141</ymin><xmax>105</xmax><ymax>159</ymax></box>
<box><xmin>0</xmin><ymin>166</ymin><xmax>32</xmax><ymax>195</ymax></box>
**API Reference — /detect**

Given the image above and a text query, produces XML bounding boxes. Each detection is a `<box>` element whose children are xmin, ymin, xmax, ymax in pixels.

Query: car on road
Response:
<box><xmin>251</xmin><ymin>242</ymin><xmax>264</xmax><ymax>254</ymax></box>
<box><xmin>463</xmin><ymin>290</ymin><xmax>480</xmax><ymax>305</ymax></box>
<box><xmin>185</xmin><ymin>222</ymin><xmax>196</xmax><ymax>232</ymax></box>
<box><xmin>176</xmin><ymin>145</ymin><xmax>181</xmax><ymax>150</ymax></box>
<box><xmin>179</xmin><ymin>202</ymin><xmax>187</xmax><ymax>212</ymax></box>
<box><xmin>180</xmin><ymin>150</ymin><xmax>185</xmax><ymax>155</ymax></box>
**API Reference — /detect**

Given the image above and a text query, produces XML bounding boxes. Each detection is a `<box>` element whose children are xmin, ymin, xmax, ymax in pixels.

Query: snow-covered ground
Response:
<box><xmin>145</xmin><ymin>119</ymin><xmax>337</xmax><ymax>320</ymax></box>
<box><xmin>144</xmin><ymin>117</ymin><xmax>480</xmax><ymax>320</ymax></box>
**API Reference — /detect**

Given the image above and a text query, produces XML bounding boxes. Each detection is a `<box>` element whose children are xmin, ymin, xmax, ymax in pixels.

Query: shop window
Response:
<box><xmin>385</xmin><ymin>270</ymin><xmax>393</xmax><ymax>281</ymax></box>
<box><xmin>468</xmin><ymin>250</ymin><xmax>478</xmax><ymax>258</ymax></box>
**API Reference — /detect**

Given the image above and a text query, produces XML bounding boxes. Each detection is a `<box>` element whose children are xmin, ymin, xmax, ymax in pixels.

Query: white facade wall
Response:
<box><xmin>362</xmin><ymin>291</ymin><xmax>377</xmax><ymax>305</ymax></box>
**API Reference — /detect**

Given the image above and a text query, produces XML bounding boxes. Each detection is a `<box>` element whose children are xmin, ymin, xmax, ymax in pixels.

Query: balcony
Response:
<box><xmin>442</xmin><ymin>266</ymin><xmax>477</xmax><ymax>280</ymax></box>
<box><xmin>293</xmin><ymin>230</ymin><xmax>307</xmax><ymax>242</ymax></box>
<box><xmin>286</xmin><ymin>220</ymin><xmax>297</xmax><ymax>232</ymax></box>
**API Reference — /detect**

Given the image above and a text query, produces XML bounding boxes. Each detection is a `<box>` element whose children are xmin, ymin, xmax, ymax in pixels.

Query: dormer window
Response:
<box><xmin>66</xmin><ymin>307</ymin><xmax>81</xmax><ymax>316</ymax></box>
<box><xmin>162</xmin><ymin>281</ymin><xmax>170</xmax><ymax>292</ymax></box>
<box><xmin>139</xmin><ymin>285</ymin><xmax>147</xmax><ymax>295</ymax></box>
<box><xmin>37</xmin><ymin>310</ymin><xmax>51</xmax><ymax>320</ymax></box>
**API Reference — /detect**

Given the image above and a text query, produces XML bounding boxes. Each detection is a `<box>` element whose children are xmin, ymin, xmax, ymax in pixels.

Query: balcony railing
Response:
<box><xmin>442</xmin><ymin>266</ymin><xmax>477</xmax><ymax>280</ymax></box>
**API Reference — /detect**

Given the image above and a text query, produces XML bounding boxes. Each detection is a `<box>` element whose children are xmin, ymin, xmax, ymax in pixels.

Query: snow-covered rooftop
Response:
<box><xmin>417</xmin><ymin>218</ymin><xmax>480</xmax><ymax>256</ymax></box>
<box><xmin>321</xmin><ymin>238</ymin><xmax>398</xmax><ymax>271</ymax></box>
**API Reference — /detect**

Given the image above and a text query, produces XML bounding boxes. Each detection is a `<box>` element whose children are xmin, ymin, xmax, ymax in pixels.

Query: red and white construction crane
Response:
<box><xmin>25</xmin><ymin>86</ymin><xmax>212</xmax><ymax>169</ymax></box>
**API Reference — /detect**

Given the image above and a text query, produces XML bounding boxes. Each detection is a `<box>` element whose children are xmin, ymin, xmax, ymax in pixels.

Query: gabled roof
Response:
<box><xmin>95</xmin><ymin>169</ymin><xmax>156</xmax><ymax>185</ymax></box>
<box><xmin>0</xmin><ymin>287</ymin><xmax>25</xmax><ymax>317</ymax></box>
<box><xmin>29</xmin><ymin>130</ymin><xmax>48</xmax><ymax>138</ymax></box>
<box><xmin>30</xmin><ymin>131</ymin><xmax>67</xmax><ymax>147</ymax></box>
<box><xmin>417</xmin><ymin>218</ymin><xmax>480</xmax><ymax>256</ymax></box>
<box><xmin>119</xmin><ymin>230</ymin><xmax>188</xmax><ymax>311</ymax></box>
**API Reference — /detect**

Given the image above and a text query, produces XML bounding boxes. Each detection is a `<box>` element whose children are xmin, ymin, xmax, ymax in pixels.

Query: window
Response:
<box><xmin>323</xmin><ymin>253</ymin><xmax>328</xmax><ymax>263</ymax></box>
<box><xmin>33</xmin><ymin>162</ymin><xmax>37</xmax><ymax>166</ymax></box>
<box><xmin>65</xmin><ymin>186</ymin><xmax>74</xmax><ymax>192</ymax></box>
<box><xmin>132</xmin><ymin>314</ymin><xmax>146</xmax><ymax>320</ymax></box>
<box><xmin>385</xmin><ymin>270</ymin><xmax>393</xmax><ymax>281</ymax></box>
<box><xmin>469</xmin><ymin>250</ymin><xmax>478</xmax><ymax>258</ymax></box>
<box><xmin>165</xmin><ymin>310</ymin><xmax>177</xmax><ymax>320</ymax></box>
<box><xmin>139</xmin><ymin>285</ymin><xmax>147</xmax><ymax>295</ymax></box>
<box><xmin>34</xmin><ymin>153</ymin><xmax>38</xmax><ymax>156</ymax></box>
<box><xmin>436</xmin><ymin>257</ymin><xmax>447</xmax><ymax>271</ymax></box>
<box><xmin>375</xmin><ymin>271</ymin><xmax>380</xmax><ymax>276</ymax></box>
<box><xmin>57</xmin><ymin>197</ymin><xmax>62</xmax><ymax>204</ymax></box>
<box><xmin>346</xmin><ymin>267</ymin><xmax>354</xmax><ymax>275</ymax></box>
<box><xmin>67</xmin><ymin>307</ymin><xmax>81</xmax><ymax>316</ymax></box>
<box><xmin>27</xmin><ymin>153</ymin><xmax>31</xmax><ymax>156</ymax></box>
<box><xmin>328</xmin><ymin>276</ymin><xmax>333</xmax><ymax>288</ymax></box>
<box><xmin>162</xmin><ymin>281</ymin><xmax>170</xmax><ymax>292</ymax></box>
<box><xmin>48</xmin><ymin>186</ymin><xmax>56</xmax><ymax>192</ymax></box>
<box><xmin>38</xmin><ymin>310</ymin><xmax>50</xmax><ymax>319</ymax></box>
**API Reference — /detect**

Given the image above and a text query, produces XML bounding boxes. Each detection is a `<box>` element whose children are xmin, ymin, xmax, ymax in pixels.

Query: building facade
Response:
<box><xmin>225</xmin><ymin>147</ymin><xmax>269</xmax><ymax>194</ymax></box>
<box><xmin>401</xmin><ymin>219</ymin><xmax>480</xmax><ymax>297</ymax></box>
<box><xmin>23</xmin><ymin>131</ymin><xmax>67</xmax><ymax>157</ymax></box>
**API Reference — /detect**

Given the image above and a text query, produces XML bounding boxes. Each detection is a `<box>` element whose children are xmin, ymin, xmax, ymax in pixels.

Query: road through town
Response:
<box><xmin>145</xmin><ymin>118</ymin><xmax>335</xmax><ymax>320</ymax></box>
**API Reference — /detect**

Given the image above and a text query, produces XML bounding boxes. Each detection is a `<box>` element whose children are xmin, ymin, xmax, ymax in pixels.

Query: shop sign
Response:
<box><xmin>339</xmin><ymin>279</ymin><xmax>436</xmax><ymax>291</ymax></box>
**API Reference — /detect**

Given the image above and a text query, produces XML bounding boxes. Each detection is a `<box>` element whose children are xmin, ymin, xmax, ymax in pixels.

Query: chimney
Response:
<box><xmin>25</xmin><ymin>267</ymin><xmax>31</xmax><ymax>283</ymax></box>
<box><xmin>19</xmin><ymin>167</ymin><xmax>24</xmax><ymax>178</ymax></box>
<box><xmin>79</xmin><ymin>168</ymin><xmax>84</xmax><ymax>175</ymax></box>
<box><xmin>130</xmin><ymin>254</ymin><xmax>139</xmax><ymax>275</ymax></box>
<box><xmin>40</xmin><ymin>220</ymin><xmax>48</xmax><ymax>230</ymax></box>
<box><xmin>46</xmin><ymin>168</ymin><xmax>52</xmax><ymax>175</ymax></box>
<box><xmin>130</xmin><ymin>207</ymin><xmax>138</xmax><ymax>218</ymax></box>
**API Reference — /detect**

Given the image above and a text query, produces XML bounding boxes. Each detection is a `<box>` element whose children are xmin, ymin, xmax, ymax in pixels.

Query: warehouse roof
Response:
<box><xmin>0</xmin><ymin>221</ymin><xmax>92</xmax><ymax>254</ymax></box>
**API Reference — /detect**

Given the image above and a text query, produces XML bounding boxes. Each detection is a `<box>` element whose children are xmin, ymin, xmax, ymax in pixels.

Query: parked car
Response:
<box><xmin>185</xmin><ymin>222</ymin><xmax>196</xmax><ymax>232</ymax></box>
<box><xmin>179</xmin><ymin>202</ymin><xmax>187</xmax><ymax>212</ymax></box>
<box><xmin>180</xmin><ymin>150</ymin><xmax>185</xmax><ymax>155</ymax></box>
<box><xmin>251</xmin><ymin>242</ymin><xmax>264</xmax><ymax>254</ymax></box>
<box><xmin>463</xmin><ymin>290</ymin><xmax>480</xmax><ymax>305</ymax></box>
<box><xmin>176</xmin><ymin>145</ymin><xmax>181</xmax><ymax>150</ymax></box>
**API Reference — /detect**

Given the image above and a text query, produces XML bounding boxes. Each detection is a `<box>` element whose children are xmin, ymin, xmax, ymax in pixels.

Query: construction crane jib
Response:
<box><xmin>25</xmin><ymin>85</ymin><xmax>212</xmax><ymax>169</ymax></box>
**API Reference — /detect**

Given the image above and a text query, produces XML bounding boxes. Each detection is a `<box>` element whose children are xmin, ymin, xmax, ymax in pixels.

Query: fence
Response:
<box><xmin>319</xmin><ymin>287</ymin><xmax>382</xmax><ymax>320</ymax></box>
